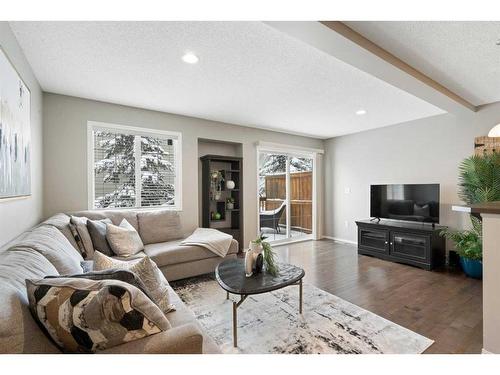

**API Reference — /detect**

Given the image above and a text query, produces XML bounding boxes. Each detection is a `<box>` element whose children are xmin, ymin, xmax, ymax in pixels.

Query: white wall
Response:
<box><xmin>0</xmin><ymin>23</ymin><xmax>43</xmax><ymax>248</ymax></box>
<box><xmin>42</xmin><ymin>93</ymin><xmax>324</xmax><ymax>247</ymax></box>
<box><xmin>324</xmin><ymin>102</ymin><xmax>500</xmax><ymax>243</ymax></box>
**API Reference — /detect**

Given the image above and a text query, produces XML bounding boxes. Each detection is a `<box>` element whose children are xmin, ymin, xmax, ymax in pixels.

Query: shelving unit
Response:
<box><xmin>200</xmin><ymin>155</ymin><xmax>243</xmax><ymax>250</ymax></box>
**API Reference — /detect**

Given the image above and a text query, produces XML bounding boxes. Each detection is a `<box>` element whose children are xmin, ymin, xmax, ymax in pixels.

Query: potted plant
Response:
<box><xmin>252</xmin><ymin>234</ymin><xmax>279</xmax><ymax>276</ymax></box>
<box><xmin>441</xmin><ymin>216</ymin><xmax>482</xmax><ymax>278</ymax></box>
<box><xmin>226</xmin><ymin>197</ymin><xmax>235</xmax><ymax>210</ymax></box>
<box><xmin>441</xmin><ymin>153</ymin><xmax>500</xmax><ymax>278</ymax></box>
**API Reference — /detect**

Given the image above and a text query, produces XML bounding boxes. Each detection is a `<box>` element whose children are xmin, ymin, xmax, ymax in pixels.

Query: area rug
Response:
<box><xmin>171</xmin><ymin>275</ymin><xmax>434</xmax><ymax>354</ymax></box>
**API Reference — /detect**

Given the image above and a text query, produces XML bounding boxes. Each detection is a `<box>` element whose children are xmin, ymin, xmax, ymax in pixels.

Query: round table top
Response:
<box><xmin>215</xmin><ymin>258</ymin><xmax>305</xmax><ymax>295</ymax></box>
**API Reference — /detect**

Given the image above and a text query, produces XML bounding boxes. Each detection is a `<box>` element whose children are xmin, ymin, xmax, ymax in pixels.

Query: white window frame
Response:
<box><xmin>256</xmin><ymin>141</ymin><xmax>324</xmax><ymax>244</ymax></box>
<box><xmin>87</xmin><ymin>121</ymin><xmax>182</xmax><ymax>211</ymax></box>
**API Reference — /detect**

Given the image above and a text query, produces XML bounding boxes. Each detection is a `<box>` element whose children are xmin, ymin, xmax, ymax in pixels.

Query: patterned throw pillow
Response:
<box><xmin>93</xmin><ymin>251</ymin><xmax>175</xmax><ymax>314</ymax></box>
<box><xmin>26</xmin><ymin>277</ymin><xmax>171</xmax><ymax>353</ymax></box>
<box><xmin>106</xmin><ymin>219</ymin><xmax>144</xmax><ymax>257</ymax></box>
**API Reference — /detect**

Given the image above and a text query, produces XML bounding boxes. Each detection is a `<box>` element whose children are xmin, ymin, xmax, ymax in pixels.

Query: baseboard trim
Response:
<box><xmin>322</xmin><ymin>235</ymin><xmax>357</xmax><ymax>245</ymax></box>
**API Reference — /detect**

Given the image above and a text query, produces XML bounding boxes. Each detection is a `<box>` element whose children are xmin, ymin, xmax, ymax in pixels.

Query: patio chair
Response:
<box><xmin>260</xmin><ymin>202</ymin><xmax>286</xmax><ymax>233</ymax></box>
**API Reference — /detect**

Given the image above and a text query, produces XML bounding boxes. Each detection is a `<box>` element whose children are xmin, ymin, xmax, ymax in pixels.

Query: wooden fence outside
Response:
<box><xmin>260</xmin><ymin>171</ymin><xmax>312</xmax><ymax>233</ymax></box>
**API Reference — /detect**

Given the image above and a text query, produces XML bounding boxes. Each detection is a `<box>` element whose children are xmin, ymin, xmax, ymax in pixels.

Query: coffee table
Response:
<box><xmin>215</xmin><ymin>258</ymin><xmax>305</xmax><ymax>347</ymax></box>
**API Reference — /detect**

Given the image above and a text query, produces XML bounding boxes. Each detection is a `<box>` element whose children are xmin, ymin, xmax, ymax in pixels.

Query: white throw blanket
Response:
<box><xmin>181</xmin><ymin>228</ymin><xmax>233</xmax><ymax>257</ymax></box>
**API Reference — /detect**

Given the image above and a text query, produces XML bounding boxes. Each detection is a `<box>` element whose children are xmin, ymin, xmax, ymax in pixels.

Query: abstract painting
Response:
<box><xmin>0</xmin><ymin>47</ymin><xmax>31</xmax><ymax>199</ymax></box>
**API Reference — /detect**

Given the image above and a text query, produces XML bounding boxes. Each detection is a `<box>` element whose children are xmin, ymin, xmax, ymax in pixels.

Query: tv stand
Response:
<box><xmin>356</xmin><ymin>219</ymin><xmax>446</xmax><ymax>270</ymax></box>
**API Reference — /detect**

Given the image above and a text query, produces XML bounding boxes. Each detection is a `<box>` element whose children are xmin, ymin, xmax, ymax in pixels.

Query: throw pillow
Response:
<box><xmin>70</xmin><ymin>216</ymin><xmax>95</xmax><ymax>259</ymax></box>
<box><xmin>87</xmin><ymin>218</ymin><xmax>113</xmax><ymax>256</ymax></box>
<box><xmin>93</xmin><ymin>251</ymin><xmax>175</xmax><ymax>314</ymax></box>
<box><xmin>106</xmin><ymin>219</ymin><xmax>144</xmax><ymax>257</ymax></box>
<box><xmin>26</xmin><ymin>277</ymin><xmax>171</xmax><ymax>353</ymax></box>
<box><xmin>414</xmin><ymin>203</ymin><xmax>430</xmax><ymax>217</ymax></box>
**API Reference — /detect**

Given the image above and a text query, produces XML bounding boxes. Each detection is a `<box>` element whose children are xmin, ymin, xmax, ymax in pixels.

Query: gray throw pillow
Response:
<box><xmin>87</xmin><ymin>218</ymin><xmax>113</xmax><ymax>256</ymax></box>
<box><xmin>106</xmin><ymin>219</ymin><xmax>144</xmax><ymax>257</ymax></box>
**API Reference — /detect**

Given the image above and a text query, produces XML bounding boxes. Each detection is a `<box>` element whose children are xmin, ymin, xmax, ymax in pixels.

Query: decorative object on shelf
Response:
<box><xmin>210</xmin><ymin>170</ymin><xmax>224</xmax><ymax>201</ymax></box>
<box><xmin>474</xmin><ymin>136</ymin><xmax>500</xmax><ymax>156</ymax></box>
<box><xmin>0</xmin><ymin>47</ymin><xmax>31</xmax><ymax>199</ymax></box>
<box><xmin>214</xmin><ymin>212</ymin><xmax>222</xmax><ymax>220</ymax></box>
<box><xmin>226</xmin><ymin>180</ymin><xmax>235</xmax><ymax>190</ymax></box>
<box><xmin>252</xmin><ymin>234</ymin><xmax>279</xmax><ymax>276</ymax></box>
<box><xmin>226</xmin><ymin>197</ymin><xmax>235</xmax><ymax>210</ymax></box>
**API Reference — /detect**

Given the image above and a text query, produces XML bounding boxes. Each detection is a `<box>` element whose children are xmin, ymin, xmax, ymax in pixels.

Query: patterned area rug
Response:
<box><xmin>171</xmin><ymin>275</ymin><xmax>434</xmax><ymax>354</ymax></box>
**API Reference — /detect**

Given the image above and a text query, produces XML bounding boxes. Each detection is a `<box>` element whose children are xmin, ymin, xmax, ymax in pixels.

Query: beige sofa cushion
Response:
<box><xmin>0</xmin><ymin>248</ymin><xmax>61</xmax><ymax>353</ymax></box>
<box><xmin>10</xmin><ymin>225</ymin><xmax>84</xmax><ymax>275</ymax></box>
<box><xmin>144</xmin><ymin>238</ymin><xmax>239</xmax><ymax>267</ymax></box>
<box><xmin>137</xmin><ymin>210</ymin><xmax>181</xmax><ymax>245</ymax></box>
<box><xmin>42</xmin><ymin>213</ymin><xmax>79</xmax><ymax>251</ymax></box>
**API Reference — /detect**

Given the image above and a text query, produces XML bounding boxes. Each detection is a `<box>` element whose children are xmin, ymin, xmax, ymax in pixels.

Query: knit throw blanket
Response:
<box><xmin>181</xmin><ymin>228</ymin><xmax>233</xmax><ymax>257</ymax></box>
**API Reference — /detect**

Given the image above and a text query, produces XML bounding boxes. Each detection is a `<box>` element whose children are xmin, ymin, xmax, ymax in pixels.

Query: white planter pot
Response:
<box><xmin>249</xmin><ymin>241</ymin><xmax>263</xmax><ymax>255</ymax></box>
<box><xmin>227</xmin><ymin>202</ymin><xmax>234</xmax><ymax>210</ymax></box>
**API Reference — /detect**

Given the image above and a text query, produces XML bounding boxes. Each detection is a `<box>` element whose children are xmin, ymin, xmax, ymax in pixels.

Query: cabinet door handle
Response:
<box><xmin>385</xmin><ymin>241</ymin><xmax>388</xmax><ymax>245</ymax></box>
<box><xmin>390</xmin><ymin>242</ymin><xmax>393</xmax><ymax>246</ymax></box>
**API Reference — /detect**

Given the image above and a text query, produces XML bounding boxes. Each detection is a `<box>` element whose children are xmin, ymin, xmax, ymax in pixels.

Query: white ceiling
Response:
<box><xmin>10</xmin><ymin>21</ymin><xmax>444</xmax><ymax>139</ymax></box>
<box><xmin>346</xmin><ymin>21</ymin><xmax>500</xmax><ymax>107</ymax></box>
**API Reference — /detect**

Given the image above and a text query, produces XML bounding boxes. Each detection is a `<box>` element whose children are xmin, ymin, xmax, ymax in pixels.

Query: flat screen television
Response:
<box><xmin>370</xmin><ymin>184</ymin><xmax>440</xmax><ymax>224</ymax></box>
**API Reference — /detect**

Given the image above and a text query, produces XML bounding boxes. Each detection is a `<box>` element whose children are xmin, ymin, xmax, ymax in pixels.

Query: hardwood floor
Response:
<box><xmin>272</xmin><ymin>239</ymin><xmax>483</xmax><ymax>354</ymax></box>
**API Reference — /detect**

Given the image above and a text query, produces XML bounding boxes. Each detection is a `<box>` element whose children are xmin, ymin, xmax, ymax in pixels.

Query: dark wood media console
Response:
<box><xmin>356</xmin><ymin>219</ymin><xmax>446</xmax><ymax>270</ymax></box>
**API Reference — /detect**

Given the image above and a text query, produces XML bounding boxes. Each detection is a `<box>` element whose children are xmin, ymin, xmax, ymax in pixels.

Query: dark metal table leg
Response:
<box><xmin>232</xmin><ymin>300</ymin><xmax>237</xmax><ymax>347</ymax></box>
<box><xmin>232</xmin><ymin>295</ymin><xmax>248</xmax><ymax>347</ymax></box>
<box><xmin>299</xmin><ymin>278</ymin><xmax>303</xmax><ymax>314</ymax></box>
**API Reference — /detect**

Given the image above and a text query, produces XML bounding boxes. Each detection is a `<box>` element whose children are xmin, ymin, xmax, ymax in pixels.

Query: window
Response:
<box><xmin>88</xmin><ymin>121</ymin><xmax>182</xmax><ymax>210</ymax></box>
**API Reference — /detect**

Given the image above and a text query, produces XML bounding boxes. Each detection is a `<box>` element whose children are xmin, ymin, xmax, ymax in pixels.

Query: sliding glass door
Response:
<box><xmin>258</xmin><ymin>150</ymin><xmax>314</xmax><ymax>243</ymax></box>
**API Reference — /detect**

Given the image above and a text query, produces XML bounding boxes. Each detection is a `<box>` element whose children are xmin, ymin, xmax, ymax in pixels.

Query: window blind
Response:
<box><xmin>91</xmin><ymin>125</ymin><xmax>179</xmax><ymax>209</ymax></box>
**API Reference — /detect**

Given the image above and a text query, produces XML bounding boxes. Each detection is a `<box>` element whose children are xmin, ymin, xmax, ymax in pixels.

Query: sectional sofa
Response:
<box><xmin>0</xmin><ymin>209</ymin><xmax>239</xmax><ymax>354</ymax></box>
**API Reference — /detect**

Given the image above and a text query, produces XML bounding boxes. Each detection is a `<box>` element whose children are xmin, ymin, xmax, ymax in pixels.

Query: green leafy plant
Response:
<box><xmin>442</xmin><ymin>153</ymin><xmax>500</xmax><ymax>261</ymax></box>
<box><xmin>253</xmin><ymin>234</ymin><xmax>279</xmax><ymax>276</ymax></box>
<box><xmin>226</xmin><ymin>197</ymin><xmax>235</xmax><ymax>204</ymax></box>
<box><xmin>458</xmin><ymin>153</ymin><xmax>500</xmax><ymax>204</ymax></box>
<box><xmin>441</xmin><ymin>215</ymin><xmax>482</xmax><ymax>261</ymax></box>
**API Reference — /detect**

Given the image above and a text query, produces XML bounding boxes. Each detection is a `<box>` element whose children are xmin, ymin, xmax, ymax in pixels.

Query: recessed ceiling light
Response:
<box><xmin>182</xmin><ymin>53</ymin><xmax>199</xmax><ymax>64</ymax></box>
<box><xmin>355</xmin><ymin>109</ymin><xmax>367</xmax><ymax>116</ymax></box>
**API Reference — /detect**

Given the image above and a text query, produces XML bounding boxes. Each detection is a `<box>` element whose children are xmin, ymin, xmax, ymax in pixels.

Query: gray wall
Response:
<box><xmin>42</xmin><ymin>93</ymin><xmax>324</xmax><ymax>247</ymax></box>
<box><xmin>324</xmin><ymin>102</ymin><xmax>500</xmax><ymax>243</ymax></box>
<box><xmin>0</xmin><ymin>23</ymin><xmax>43</xmax><ymax>248</ymax></box>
